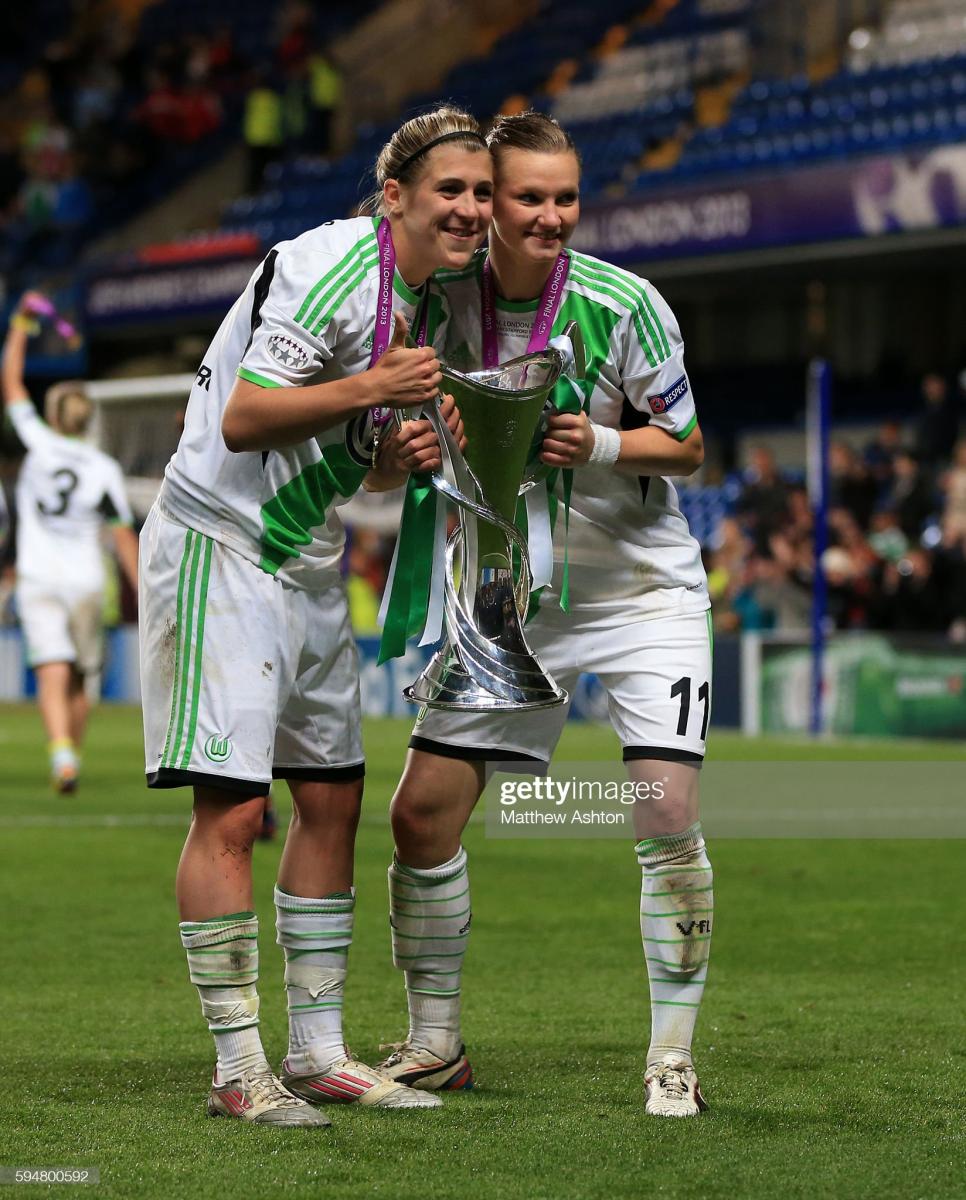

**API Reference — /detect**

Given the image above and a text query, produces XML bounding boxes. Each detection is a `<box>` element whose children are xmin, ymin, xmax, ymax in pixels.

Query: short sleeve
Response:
<box><xmin>7</xmin><ymin>399</ymin><xmax>55</xmax><ymax>452</ymax></box>
<box><xmin>100</xmin><ymin>459</ymin><xmax>134</xmax><ymax>526</ymax></box>
<box><xmin>236</xmin><ymin>248</ymin><xmax>332</xmax><ymax>389</ymax></box>
<box><xmin>620</xmin><ymin>283</ymin><xmax>697</xmax><ymax>443</ymax></box>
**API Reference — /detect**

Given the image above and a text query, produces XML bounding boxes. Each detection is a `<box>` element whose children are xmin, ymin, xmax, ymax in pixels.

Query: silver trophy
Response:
<box><xmin>402</xmin><ymin>340</ymin><xmax>580</xmax><ymax>712</ymax></box>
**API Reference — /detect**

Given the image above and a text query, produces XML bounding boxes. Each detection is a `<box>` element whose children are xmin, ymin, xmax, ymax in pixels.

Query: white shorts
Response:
<box><xmin>16</xmin><ymin>580</ymin><xmax>104</xmax><ymax>674</ymax></box>
<box><xmin>139</xmin><ymin>505</ymin><xmax>363</xmax><ymax>796</ymax></box>
<box><xmin>411</xmin><ymin>603</ymin><xmax>713</xmax><ymax>767</ymax></box>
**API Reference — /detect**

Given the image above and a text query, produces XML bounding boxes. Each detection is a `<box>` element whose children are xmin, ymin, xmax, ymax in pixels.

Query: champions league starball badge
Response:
<box><xmin>268</xmin><ymin>334</ymin><xmax>310</xmax><ymax>370</ymax></box>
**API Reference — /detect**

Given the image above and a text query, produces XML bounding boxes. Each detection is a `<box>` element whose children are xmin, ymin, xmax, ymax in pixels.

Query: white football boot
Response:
<box><xmin>207</xmin><ymin>1065</ymin><xmax>331</xmax><ymax>1126</ymax></box>
<box><xmin>281</xmin><ymin>1054</ymin><xmax>442</xmax><ymax>1108</ymax></box>
<box><xmin>377</xmin><ymin>1042</ymin><xmax>474</xmax><ymax>1091</ymax></box>
<box><xmin>644</xmin><ymin>1058</ymin><xmax>708</xmax><ymax>1117</ymax></box>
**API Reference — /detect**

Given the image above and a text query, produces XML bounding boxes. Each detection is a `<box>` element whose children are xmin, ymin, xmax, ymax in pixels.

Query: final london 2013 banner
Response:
<box><xmin>571</xmin><ymin>144</ymin><xmax>966</xmax><ymax>265</ymax></box>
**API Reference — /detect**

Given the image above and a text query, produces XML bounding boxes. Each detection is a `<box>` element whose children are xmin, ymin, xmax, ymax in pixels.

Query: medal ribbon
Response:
<box><xmin>369</xmin><ymin>217</ymin><xmax>430</xmax><ymax>425</ymax></box>
<box><xmin>479</xmin><ymin>251</ymin><xmax>568</xmax><ymax>367</ymax></box>
<box><xmin>372</xmin><ymin>218</ymin><xmax>441</xmax><ymax>663</ymax></box>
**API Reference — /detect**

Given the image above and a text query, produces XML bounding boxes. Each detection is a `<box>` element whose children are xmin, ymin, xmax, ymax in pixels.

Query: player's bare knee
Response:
<box><xmin>389</xmin><ymin>791</ymin><xmax>441</xmax><ymax>850</ymax></box>
<box><xmin>290</xmin><ymin>779</ymin><xmax>363</xmax><ymax>829</ymax></box>
<box><xmin>629</xmin><ymin>761</ymin><xmax>699</xmax><ymax>835</ymax></box>
<box><xmin>192</xmin><ymin>789</ymin><xmax>264</xmax><ymax>849</ymax></box>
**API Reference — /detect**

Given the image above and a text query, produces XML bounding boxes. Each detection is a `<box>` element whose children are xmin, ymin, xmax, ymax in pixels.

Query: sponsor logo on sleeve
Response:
<box><xmin>648</xmin><ymin>374</ymin><xmax>689</xmax><ymax>415</ymax></box>
<box><xmin>268</xmin><ymin>334</ymin><xmax>310</xmax><ymax>370</ymax></box>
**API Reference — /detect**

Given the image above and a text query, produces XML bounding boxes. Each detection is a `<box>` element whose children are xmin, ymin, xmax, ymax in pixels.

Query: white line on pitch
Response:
<box><xmin>0</xmin><ymin>814</ymin><xmax>188</xmax><ymax>828</ymax></box>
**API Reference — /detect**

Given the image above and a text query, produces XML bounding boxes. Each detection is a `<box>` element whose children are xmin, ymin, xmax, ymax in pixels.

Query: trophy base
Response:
<box><xmin>404</xmin><ymin>646</ymin><xmax>567</xmax><ymax>713</ymax></box>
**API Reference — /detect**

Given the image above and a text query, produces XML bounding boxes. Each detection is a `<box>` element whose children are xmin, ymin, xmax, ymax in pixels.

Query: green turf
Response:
<box><xmin>0</xmin><ymin>706</ymin><xmax>963</xmax><ymax>1199</ymax></box>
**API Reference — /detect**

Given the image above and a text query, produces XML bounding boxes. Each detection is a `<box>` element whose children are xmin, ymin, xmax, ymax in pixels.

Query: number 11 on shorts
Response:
<box><xmin>671</xmin><ymin>676</ymin><xmax>710</xmax><ymax>741</ymax></box>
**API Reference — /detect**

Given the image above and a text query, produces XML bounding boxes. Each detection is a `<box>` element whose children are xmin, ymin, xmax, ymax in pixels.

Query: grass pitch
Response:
<box><xmin>0</xmin><ymin>705</ymin><xmax>963</xmax><ymax>1199</ymax></box>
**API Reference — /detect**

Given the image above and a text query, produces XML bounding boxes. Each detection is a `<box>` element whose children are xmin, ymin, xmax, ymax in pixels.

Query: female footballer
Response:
<box><xmin>139</xmin><ymin>107</ymin><xmax>492</xmax><ymax>1125</ymax></box>
<box><xmin>379</xmin><ymin>112</ymin><xmax>713</xmax><ymax>1117</ymax></box>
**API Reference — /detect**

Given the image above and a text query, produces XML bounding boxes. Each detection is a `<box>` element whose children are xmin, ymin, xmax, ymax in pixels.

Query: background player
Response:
<box><xmin>139</xmin><ymin>106</ymin><xmax>490</xmax><ymax>1126</ymax></box>
<box><xmin>377</xmin><ymin>112</ymin><xmax>713</xmax><ymax>1117</ymax></box>
<box><xmin>2</xmin><ymin>292</ymin><xmax>139</xmax><ymax>792</ymax></box>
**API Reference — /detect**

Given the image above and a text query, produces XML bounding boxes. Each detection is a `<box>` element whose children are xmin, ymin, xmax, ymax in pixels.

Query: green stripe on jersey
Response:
<box><xmin>295</xmin><ymin>232</ymin><xmax>378</xmax><ymax>326</ymax></box>
<box><xmin>258</xmin><ymin>443</ymin><xmax>368</xmax><ymax>575</ymax></box>
<box><xmin>435</xmin><ymin>262</ymin><xmax>480</xmax><ymax>283</ymax></box>
<box><xmin>435</xmin><ymin>255</ymin><xmax>483</xmax><ymax>284</ymax></box>
<box><xmin>569</xmin><ymin>265</ymin><xmax>661</xmax><ymax>370</ymax></box>
<box><xmin>570</xmin><ymin>254</ymin><xmax>671</xmax><ymax>367</ymax></box>
<box><xmin>571</xmin><ymin>252</ymin><xmax>671</xmax><ymax>357</ymax></box>
<box><xmin>673</xmin><ymin>413</ymin><xmax>698</xmax><ymax>442</ymax></box>
<box><xmin>551</xmin><ymin>292</ymin><xmax>622</xmax><ymax>397</ymax></box>
<box><xmin>308</xmin><ymin>247</ymin><xmax>380</xmax><ymax>337</ymax></box>
<box><xmin>236</xmin><ymin>367</ymin><xmax>282</xmax><ymax>388</ymax></box>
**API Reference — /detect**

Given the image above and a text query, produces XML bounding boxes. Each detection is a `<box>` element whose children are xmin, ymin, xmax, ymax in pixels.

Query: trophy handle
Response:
<box><xmin>558</xmin><ymin>320</ymin><xmax>586</xmax><ymax>378</ymax></box>
<box><xmin>519</xmin><ymin>321</ymin><xmax>586</xmax><ymax>496</ymax></box>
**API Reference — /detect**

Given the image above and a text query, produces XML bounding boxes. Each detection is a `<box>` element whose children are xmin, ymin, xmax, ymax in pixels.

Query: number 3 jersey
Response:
<box><xmin>439</xmin><ymin>250</ymin><xmax>709</xmax><ymax>618</ymax></box>
<box><xmin>159</xmin><ymin>216</ymin><xmax>444</xmax><ymax>590</ymax></box>
<box><xmin>9</xmin><ymin>400</ymin><xmax>133</xmax><ymax>593</ymax></box>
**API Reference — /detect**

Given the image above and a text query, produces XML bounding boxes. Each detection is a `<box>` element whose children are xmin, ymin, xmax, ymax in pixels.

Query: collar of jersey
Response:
<box><xmin>392</xmin><ymin>270</ymin><xmax>426</xmax><ymax>307</ymax></box>
<box><xmin>494</xmin><ymin>293</ymin><xmax>539</xmax><ymax>313</ymax></box>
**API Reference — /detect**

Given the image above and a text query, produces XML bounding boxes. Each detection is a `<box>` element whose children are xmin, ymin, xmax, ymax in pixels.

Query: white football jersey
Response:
<box><xmin>438</xmin><ymin>250</ymin><xmax>709</xmax><ymax>616</ymax></box>
<box><xmin>9</xmin><ymin>399</ymin><xmax>133</xmax><ymax>592</ymax></box>
<box><xmin>160</xmin><ymin>216</ymin><xmax>445</xmax><ymax>590</ymax></box>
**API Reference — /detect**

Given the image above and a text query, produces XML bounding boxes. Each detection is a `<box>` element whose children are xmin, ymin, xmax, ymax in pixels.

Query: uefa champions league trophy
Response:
<box><xmin>401</xmin><ymin>344</ymin><xmax>574</xmax><ymax>712</ymax></box>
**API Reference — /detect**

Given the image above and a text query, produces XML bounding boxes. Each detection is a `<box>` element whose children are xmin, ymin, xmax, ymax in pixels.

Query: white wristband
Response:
<box><xmin>588</xmin><ymin>422</ymin><xmax>621</xmax><ymax>466</ymax></box>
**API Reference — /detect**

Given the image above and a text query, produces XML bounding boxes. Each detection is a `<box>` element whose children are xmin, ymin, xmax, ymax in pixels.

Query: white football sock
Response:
<box><xmin>389</xmin><ymin>847</ymin><xmax>469</xmax><ymax>1061</ymax></box>
<box><xmin>275</xmin><ymin>886</ymin><xmax>354</xmax><ymax>1075</ymax></box>
<box><xmin>179</xmin><ymin>912</ymin><xmax>268</xmax><ymax>1082</ymax></box>
<box><xmin>636</xmin><ymin>823</ymin><xmax>713</xmax><ymax>1069</ymax></box>
<box><xmin>49</xmin><ymin>738</ymin><xmax>78</xmax><ymax>773</ymax></box>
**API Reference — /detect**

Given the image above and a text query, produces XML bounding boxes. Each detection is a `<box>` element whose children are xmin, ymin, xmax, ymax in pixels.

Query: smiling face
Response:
<box><xmin>385</xmin><ymin>144</ymin><xmax>493</xmax><ymax>283</ymax></box>
<box><xmin>490</xmin><ymin>148</ymin><xmax>580</xmax><ymax>272</ymax></box>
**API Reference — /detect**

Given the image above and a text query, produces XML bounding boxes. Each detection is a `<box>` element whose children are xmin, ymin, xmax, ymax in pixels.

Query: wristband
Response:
<box><xmin>9</xmin><ymin>314</ymin><xmax>40</xmax><ymax>335</ymax></box>
<box><xmin>588</xmin><ymin>422</ymin><xmax>621</xmax><ymax>466</ymax></box>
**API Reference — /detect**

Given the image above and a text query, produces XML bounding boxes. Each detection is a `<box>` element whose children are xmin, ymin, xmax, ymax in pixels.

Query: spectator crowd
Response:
<box><xmin>709</xmin><ymin>371</ymin><xmax>966</xmax><ymax>639</ymax></box>
<box><xmin>0</xmin><ymin>0</ymin><xmax>343</xmax><ymax>295</ymax></box>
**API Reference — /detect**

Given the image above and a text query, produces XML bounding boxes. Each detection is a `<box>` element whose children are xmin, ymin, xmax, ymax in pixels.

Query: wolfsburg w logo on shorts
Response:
<box><xmin>204</xmin><ymin>734</ymin><xmax>233</xmax><ymax>763</ymax></box>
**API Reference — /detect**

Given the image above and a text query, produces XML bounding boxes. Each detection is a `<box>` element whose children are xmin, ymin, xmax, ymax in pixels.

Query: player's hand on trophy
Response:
<box><xmin>540</xmin><ymin>410</ymin><xmax>595</xmax><ymax>466</ymax></box>
<box><xmin>439</xmin><ymin>392</ymin><xmax>466</xmax><ymax>451</ymax></box>
<box><xmin>390</xmin><ymin>393</ymin><xmax>465</xmax><ymax>473</ymax></box>
<box><xmin>369</xmin><ymin>311</ymin><xmax>443</xmax><ymax>408</ymax></box>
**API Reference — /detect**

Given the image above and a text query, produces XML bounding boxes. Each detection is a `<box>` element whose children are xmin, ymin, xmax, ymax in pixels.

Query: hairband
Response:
<box><xmin>392</xmin><ymin>129</ymin><xmax>487</xmax><ymax>178</ymax></box>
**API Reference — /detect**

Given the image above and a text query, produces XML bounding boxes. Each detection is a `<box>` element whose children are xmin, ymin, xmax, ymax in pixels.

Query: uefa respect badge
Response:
<box><xmin>648</xmin><ymin>374</ymin><xmax>689</xmax><ymax>414</ymax></box>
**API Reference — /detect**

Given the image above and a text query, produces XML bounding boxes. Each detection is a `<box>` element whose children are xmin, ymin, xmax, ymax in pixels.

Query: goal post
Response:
<box><xmin>86</xmin><ymin>373</ymin><xmax>194</xmax><ymax>519</ymax></box>
<box><xmin>86</xmin><ymin>372</ymin><xmax>406</xmax><ymax>531</ymax></box>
